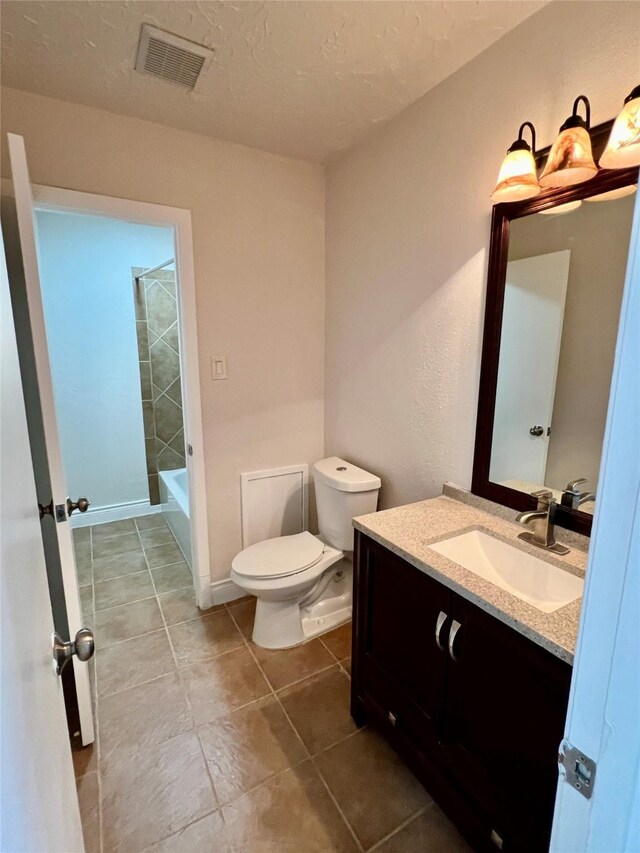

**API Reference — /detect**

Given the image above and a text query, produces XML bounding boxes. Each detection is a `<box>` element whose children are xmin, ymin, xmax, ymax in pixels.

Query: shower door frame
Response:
<box><xmin>32</xmin><ymin>184</ymin><xmax>213</xmax><ymax>609</ymax></box>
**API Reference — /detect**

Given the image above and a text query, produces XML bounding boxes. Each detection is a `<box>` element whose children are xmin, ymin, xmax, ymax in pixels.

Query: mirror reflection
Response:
<box><xmin>489</xmin><ymin>187</ymin><xmax>636</xmax><ymax>514</ymax></box>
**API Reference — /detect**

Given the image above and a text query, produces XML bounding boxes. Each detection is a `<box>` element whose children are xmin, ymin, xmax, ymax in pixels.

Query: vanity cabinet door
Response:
<box><xmin>353</xmin><ymin>533</ymin><xmax>452</xmax><ymax>756</ymax></box>
<box><xmin>442</xmin><ymin>594</ymin><xmax>571</xmax><ymax>852</ymax></box>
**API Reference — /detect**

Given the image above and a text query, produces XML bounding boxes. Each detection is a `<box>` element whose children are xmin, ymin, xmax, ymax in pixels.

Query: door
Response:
<box><xmin>355</xmin><ymin>533</ymin><xmax>451</xmax><ymax>756</ymax></box>
<box><xmin>490</xmin><ymin>250</ymin><xmax>570</xmax><ymax>488</ymax></box>
<box><xmin>7</xmin><ymin>133</ymin><xmax>94</xmax><ymax>746</ymax></box>
<box><xmin>1</xmin><ymin>225</ymin><xmax>85</xmax><ymax>853</ymax></box>
<box><xmin>443</xmin><ymin>593</ymin><xmax>571</xmax><ymax>852</ymax></box>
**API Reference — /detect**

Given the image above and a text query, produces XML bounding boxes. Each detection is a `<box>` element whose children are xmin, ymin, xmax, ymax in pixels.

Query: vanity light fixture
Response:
<box><xmin>585</xmin><ymin>184</ymin><xmax>637</xmax><ymax>203</ymax></box>
<box><xmin>490</xmin><ymin>121</ymin><xmax>541</xmax><ymax>203</ymax></box>
<box><xmin>600</xmin><ymin>84</ymin><xmax>640</xmax><ymax>169</ymax></box>
<box><xmin>538</xmin><ymin>200</ymin><xmax>582</xmax><ymax>216</ymax></box>
<box><xmin>539</xmin><ymin>96</ymin><xmax>598</xmax><ymax>189</ymax></box>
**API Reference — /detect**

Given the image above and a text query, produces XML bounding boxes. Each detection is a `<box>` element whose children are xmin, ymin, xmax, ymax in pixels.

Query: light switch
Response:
<box><xmin>211</xmin><ymin>355</ymin><xmax>228</xmax><ymax>380</ymax></box>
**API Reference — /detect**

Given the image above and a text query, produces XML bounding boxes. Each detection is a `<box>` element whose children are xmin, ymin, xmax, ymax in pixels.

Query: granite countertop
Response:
<box><xmin>353</xmin><ymin>492</ymin><xmax>587</xmax><ymax>664</ymax></box>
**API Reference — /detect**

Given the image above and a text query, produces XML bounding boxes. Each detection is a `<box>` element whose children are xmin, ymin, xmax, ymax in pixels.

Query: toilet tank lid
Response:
<box><xmin>313</xmin><ymin>457</ymin><xmax>381</xmax><ymax>493</ymax></box>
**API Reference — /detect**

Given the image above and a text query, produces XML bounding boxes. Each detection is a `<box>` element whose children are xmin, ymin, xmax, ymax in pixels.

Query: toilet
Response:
<box><xmin>231</xmin><ymin>457</ymin><xmax>381</xmax><ymax>649</ymax></box>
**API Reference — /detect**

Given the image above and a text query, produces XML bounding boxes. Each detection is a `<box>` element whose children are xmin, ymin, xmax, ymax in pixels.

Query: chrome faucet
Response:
<box><xmin>561</xmin><ymin>478</ymin><xmax>596</xmax><ymax>510</ymax></box>
<box><xmin>516</xmin><ymin>490</ymin><xmax>570</xmax><ymax>555</ymax></box>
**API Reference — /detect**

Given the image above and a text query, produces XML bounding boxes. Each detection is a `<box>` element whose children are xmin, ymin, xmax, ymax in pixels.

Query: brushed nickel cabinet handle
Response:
<box><xmin>435</xmin><ymin>610</ymin><xmax>448</xmax><ymax>651</ymax></box>
<box><xmin>448</xmin><ymin>620</ymin><xmax>462</xmax><ymax>662</ymax></box>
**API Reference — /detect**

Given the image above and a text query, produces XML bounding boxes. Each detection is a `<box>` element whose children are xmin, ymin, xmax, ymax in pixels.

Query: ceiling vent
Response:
<box><xmin>135</xmin><ymin>25</ymin><xmax>213</xmax><ymax>90</ymax></box>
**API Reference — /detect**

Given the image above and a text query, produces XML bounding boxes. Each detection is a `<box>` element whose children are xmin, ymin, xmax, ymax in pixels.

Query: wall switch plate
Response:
<box><xmin>211</xmin><ymin>355</ymin><xmax>228</xmax><ymax>380</ymax></box>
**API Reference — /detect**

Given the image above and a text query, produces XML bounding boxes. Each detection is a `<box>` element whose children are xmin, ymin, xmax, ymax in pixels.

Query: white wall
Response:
<box><xmin>35</xmin><ymin>209</ymin><xmax>174</xmax><ymax>513</ymax></box>
<box><xmin>0</xmin><ymin>91</ymin><xmax>325</xmax><ymax>582</ymax></box>
<box><xmin>325</xmin><ymin>0</ymin><xmax>640</xmax><ymax>510</ymax></box>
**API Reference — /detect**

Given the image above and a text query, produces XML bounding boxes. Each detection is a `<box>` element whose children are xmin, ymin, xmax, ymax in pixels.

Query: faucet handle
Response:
<box><xmin>565</xmin><ymin>477</ymin><xmax>587</xmax><ymax>493</ymax></box>
<box><xmin>530</xmin><ymin>489</ymin><xmax>554</xmax><ymax>511</ymax></box>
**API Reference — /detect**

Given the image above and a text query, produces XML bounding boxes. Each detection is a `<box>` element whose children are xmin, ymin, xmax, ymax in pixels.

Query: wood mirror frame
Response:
<box><xmin>472</xmin><ymin>120</ymin><xmax>639</xmax><ymax>536</ymax></box>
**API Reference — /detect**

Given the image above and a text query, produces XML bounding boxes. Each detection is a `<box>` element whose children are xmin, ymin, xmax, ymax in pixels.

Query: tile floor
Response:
<box><xmin>73</xmin><ymin>513</ymin><xmax>472</xmax><ymax>853</ymax></box>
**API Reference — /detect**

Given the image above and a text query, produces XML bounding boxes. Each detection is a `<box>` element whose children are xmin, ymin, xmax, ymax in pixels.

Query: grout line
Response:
<box><xmin>367</xmin><ymin>803</ymin><xmax>433</xmax><ymax>852</ymax></box>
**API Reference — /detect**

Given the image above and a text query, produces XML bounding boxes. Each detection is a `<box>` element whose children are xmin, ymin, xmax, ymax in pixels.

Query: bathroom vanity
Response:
<box><xmin>351</xmin><ymin>492</ymin><xmax>586</xmax><ymax>853</ymax></box>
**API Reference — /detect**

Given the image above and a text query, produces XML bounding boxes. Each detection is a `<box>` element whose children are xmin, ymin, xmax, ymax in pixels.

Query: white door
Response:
<box><xmin>550</xmin><ymin>179</ymin><xmax>640</xmax><ymax>852</ymax></box>
<box><xmin>7</xmin><ymin>133</ymin><xmax>94</xmax><ymax>746</ymax></box>
<box><xmin>490</xmin><ymin>250</ymin><xmax>571</xmax><ymax>487</ymax></box>
<box><xmin>1</xmin><ymin>225</ymin><xmax>85</xmax><ymax>853</ymax></box>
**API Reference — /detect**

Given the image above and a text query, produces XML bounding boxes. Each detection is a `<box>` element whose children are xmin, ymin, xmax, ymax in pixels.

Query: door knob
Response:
<box><xmin>67</xmin><ymin>496</ymin><xmax>90</xmax><ymax>515</ymax></box>
<box><xmin>529</xmin><ymin>425</ymin><xmax>544</xmax><ymax>437</ymax></box>
<box><xmin>53</xmin><ymin>628</ymin><xmax>95</xmax><ymax>675</ymax></box>
<box><xmin>38</xmin><ymin>499</ymin><xmax>54</xmax><ymax>520</ymax></box>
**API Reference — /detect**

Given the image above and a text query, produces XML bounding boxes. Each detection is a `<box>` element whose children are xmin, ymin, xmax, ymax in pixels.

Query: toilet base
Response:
<box><xmin>252</xmin><ymin>560</ymin><xmax>352</xmax><ymax>650</ymax></box>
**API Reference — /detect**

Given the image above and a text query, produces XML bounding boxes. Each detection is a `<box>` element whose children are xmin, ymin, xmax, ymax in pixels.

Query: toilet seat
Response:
<box><xmin>231</xmin><ymin>531</ymin><xmax>325</xmax><ymax>580</ymax></box>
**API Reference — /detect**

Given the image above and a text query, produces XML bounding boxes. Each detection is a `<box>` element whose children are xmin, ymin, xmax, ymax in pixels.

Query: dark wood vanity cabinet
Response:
<box><xmin>351</xmin><ymin>531</ymin><xmax>572</xmax><ymax>853</ymax></box>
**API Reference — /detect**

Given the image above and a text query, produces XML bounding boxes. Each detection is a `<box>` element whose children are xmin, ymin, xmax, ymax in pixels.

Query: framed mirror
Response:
<box><xmin>472</xmin><ymin>122</ymin><xmax>639</xmax><ymax>535</ymax></box>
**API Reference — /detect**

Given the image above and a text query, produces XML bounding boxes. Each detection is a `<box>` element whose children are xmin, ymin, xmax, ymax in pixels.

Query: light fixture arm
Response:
<box><xmin>517</xmin><ymin>121</ymin><xmax>537</xmax><ymax>155</ymax></box>
<box><xmin>571</xmin><ymin>95</ymin><xmax>591</xmax><ymax>130</ymax></box>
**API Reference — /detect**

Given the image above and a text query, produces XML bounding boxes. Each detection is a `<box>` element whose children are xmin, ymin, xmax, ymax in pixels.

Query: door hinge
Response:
<box><xmin>558</xmin><ymin>740</ymin><xmax>596</xmax><ymax>799</ymax></box>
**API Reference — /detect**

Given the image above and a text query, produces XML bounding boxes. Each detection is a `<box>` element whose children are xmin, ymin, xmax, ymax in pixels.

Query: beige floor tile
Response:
<box><xmin>181</xmin><ymin>647</ymin><xmax>270</xmax><ymax>725</ymax></box>
<box><xmin>74</xmin><ymin>541</ymin><xmax>92</xmax><ymax>568</ymax></box>
<box><xmin>92</xmin><ymin>531</ymin><xmax>142</xmax><ymax>560</ymax></box>
<box><xmin>253</xmin><ymin>638</ymin><xmax>335</xmax><ymax>691</ymax></box>
<box><xmin>142</xmin><ymin>810</ymin><xmax>230</xmax><ymax>852</ymax></box>
<box><xmin>99</xmin><ymin>672</ymin><xmax>193</xmax><ymax>758</ymax></box>
<box><xmin>227</xmin><ymin>598</ymin><xmax>256</xmax><ymax>640</ymax></box>
<box><xmin>91</xmin><ymin>518</ymin><xmax>137</xmax><ymax>541</ymax></box>
<box><xmin>94</xmin><ymin>570</ymin><xmax>154</xmax><ymax>611</ymax></box>
<box><xmin>158</xmin><ymin>586</ymin><xmax>224</xmax><ymax>626</ymax></box>
<box><xmin>139</xmin><ymin>526</ymin><xmax>176</xmax><ymax>548</ymax></box>
<box><xmin>151</xmin><ymin>561</ymin><xmax>192</xmax><ymax>594</ymax></box>
<box><xmin>315</xmin><ymin>728</ymin><xmax>431</xmax><ymax>850</ymax></box>
<box><xmin>342</xmin><ymin>658</ymin><xmax>352</xmax><ymax>677</ymax></box>
<box><xmin>101</xmin><ymin>732</ymin><xmax>217</xmax><ymax>852</ymax></box>
<box><xmin>169</xmin><ymin>610</ymin><xmax>243</xmax><ymax>668</ymax></box>
<box><xmin>80</xmin><ymin>585</ymin><xmax>93</xmax><ymax>620</ymax></box>
<box><xmin>73</xmin><ymin>526</ymin><xmax>90</xmax><ymax>544</ymax></box>
<box><xmin>76</xmin><ymin>560</ymin><xmax>93</xmax><ymax>587</ymax></box>
<box><xmin>145</xmin><ymin>540</ymin><xmax>185</xmax><ymax>569</ymax></box>
<box><xmin>321</xmin><ymin>622</ymin><xmax>353</xmax><ymax>661</ymax></box>
<box><xmin>198</xmin><ymin>695</ymin><xmax>307</xmax><ymax>805</ymax></box>
<box><xmin>135</xmin><ymin>513</ymin><xmax>169</xmax><ymax>531</ymax></box>
<box><xmin>374</xmin><ymin>804</ymin><xmax>473</xmax><ymax>853</ymax></box>
<box><xmin>94</xmin><ymin>597</ymin><xmax>164</xmax><ymax>647</ymax></box>
<box><xmin>72</xmin><ymin>742</ymin><xmax>98</xmax><ymax>778</ymax></box>
<box><xmin>278</xmin><ymin>666</ymin><xmax>357</xmax><ymax>755</ymax></box>
<box><xmin>76</xmin><ymin>770</ymin><xmax>100</xmax><ymax>853</ymax></box>
<box><xmin>97</xmin><ymin>629</ymin><xmax>175</xmax><ymax>697</ymax></box>
<box><xmin>93</xmin><ymin>550</ymin><xmax>148</xmax><ymax>583</ymax></box>
<box><xmin>223</xmin><ymin>761</ymin><xmax>358</xmax><ymax>853</ymax></box>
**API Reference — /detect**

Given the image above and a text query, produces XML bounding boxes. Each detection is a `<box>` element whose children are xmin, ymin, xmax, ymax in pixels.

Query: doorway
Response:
<box><xmin>32</xmin><ymin>184</ymin><xmax>211</xmax><ymax>611</ymax></box>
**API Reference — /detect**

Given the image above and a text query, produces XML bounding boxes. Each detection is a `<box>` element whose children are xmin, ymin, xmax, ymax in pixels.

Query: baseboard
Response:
<box><xmin>210</xmin><ymin>576</ymin><xmax>245</xmax><ymax>606</ymax></box>
<box><xmin>70</xmin><ymin>499</ymin><xmax>162</xmax><ymax>528</ymax></box>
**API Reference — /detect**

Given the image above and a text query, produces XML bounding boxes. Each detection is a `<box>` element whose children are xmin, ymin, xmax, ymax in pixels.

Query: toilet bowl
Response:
<box><xmin>230</xmin><ymin>457</ymin><xmax>381</xmax><ymax>649</ymax></box>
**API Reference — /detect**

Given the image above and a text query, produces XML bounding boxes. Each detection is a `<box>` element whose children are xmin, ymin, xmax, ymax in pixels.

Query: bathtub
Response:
<box><xmin>158</xmin><ymin>468</ymin><xmax>192</xmax><ymax>569</ymax></box>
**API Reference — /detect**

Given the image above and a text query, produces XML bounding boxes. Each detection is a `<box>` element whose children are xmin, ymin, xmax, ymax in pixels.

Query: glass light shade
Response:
<box><xmin>539</xmin><ymin>125</ymin><xmax>598</xmax><ymax>188</ymax></box>
<box><xmin>585</xmin><ymin>184</ymin><xmax>637</xmax><ymax>202</ymax></box>
<box><xmin>491</xmin><ymin>147</ymin><xmax>540</xmax><ymax>202</ymax></box>
<box><xmin>538</xmin><ymin>200</ymin><xmax>582</xmax><ymax>216</ymax></box>
<box><xmin>600</xmin><ymin>92</ymin><xmax>640</xmax><ymax>169</ymax></box>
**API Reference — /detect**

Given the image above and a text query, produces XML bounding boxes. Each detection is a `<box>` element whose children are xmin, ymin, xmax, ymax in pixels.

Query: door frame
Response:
<box><xmin>32</xmin><ymin>184</ymin><xmax>213</xmax><ymax>609</ymax></box>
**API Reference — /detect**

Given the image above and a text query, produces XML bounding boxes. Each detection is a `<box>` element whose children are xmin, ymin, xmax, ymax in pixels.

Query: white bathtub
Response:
<box><xmin>158</xmin><ymin>468</ymin><xmax>192</xmax><ymax>569</ymax></box>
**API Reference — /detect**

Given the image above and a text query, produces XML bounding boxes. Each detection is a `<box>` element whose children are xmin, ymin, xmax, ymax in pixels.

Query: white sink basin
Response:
<box><xmin>428</xmin><ymin>530</ymin><xmax>583</xmax><ymax>613</ymax></box>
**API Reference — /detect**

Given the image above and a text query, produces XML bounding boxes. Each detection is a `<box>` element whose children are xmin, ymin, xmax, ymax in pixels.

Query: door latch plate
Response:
<box><xmin>558</xmin><ymin>740</ymin><xmax>596</xmax><ymax>799</ymax></box>
<box><xmin>55</xmin><ymin>503</ymin><xmax>67</xmax><ymax>523</ymax></box>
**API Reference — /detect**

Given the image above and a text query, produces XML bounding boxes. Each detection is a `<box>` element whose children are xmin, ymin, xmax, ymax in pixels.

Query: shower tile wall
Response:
<box><xmin>133</xmin><ymin>268</ymin><xmax>185</xmax><ymax>505</ymax></box>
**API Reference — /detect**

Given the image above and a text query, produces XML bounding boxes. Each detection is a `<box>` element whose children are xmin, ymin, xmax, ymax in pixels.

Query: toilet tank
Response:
<box><xmin>313</xmin><ymin>457</ymin><xmax>381</xmax><ymax>551</ymax></box>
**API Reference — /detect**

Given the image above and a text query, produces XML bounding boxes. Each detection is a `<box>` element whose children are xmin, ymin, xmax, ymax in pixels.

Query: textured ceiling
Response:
<box><xmin>0</xmin><ymin>1</ymin><xmax>546</xmax><ymax>163</ymax></box>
